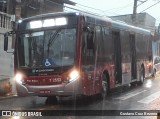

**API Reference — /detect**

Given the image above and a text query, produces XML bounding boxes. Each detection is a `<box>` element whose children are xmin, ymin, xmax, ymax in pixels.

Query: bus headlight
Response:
<box><xmin>15</xmin><ymin>73</ymin><xmax>24</xmax><ymax>84</ymax></box>
<box><xmin>68</xmin><ymin>70</ymin><xmax>80</xmax><ymax>82</ymax></box>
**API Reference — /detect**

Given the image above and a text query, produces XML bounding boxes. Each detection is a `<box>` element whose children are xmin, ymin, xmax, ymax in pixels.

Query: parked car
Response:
<box><xmin>152</xmin><ymin>56</ymin><xmax>160</xmax><ymax>77</ymax></box>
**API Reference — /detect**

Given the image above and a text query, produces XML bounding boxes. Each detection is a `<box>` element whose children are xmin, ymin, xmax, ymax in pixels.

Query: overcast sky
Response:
<box><xmin>65</xmin><ymin>0</ymin><xmax>160</xmax><ymax>26</ymax></box>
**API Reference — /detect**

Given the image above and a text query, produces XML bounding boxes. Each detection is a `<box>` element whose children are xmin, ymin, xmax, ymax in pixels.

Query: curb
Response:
<box><xmin>0</xmin><ymin>94</ymin><xmax>18</xmax><ymax>101</ymax></box>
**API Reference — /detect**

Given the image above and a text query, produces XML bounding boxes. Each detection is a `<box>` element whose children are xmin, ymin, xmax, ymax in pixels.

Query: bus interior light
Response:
<box><xmin>30</xmin><ymin>20</ymin><xmax>42</xmax><ymax>29</ymax></box>
<box><xmin>28</xmin><ymin>17</ymin><xmax>67</xmax><ymax>29</ymax></box>
<box><xmin>55</xmin><ymin>17</ymin><xmax>67</xmax><ymax>26</ymax></box>
<box><xmin>43</xmin><ymin>19</ymin><xmax>55</xmax><ymax>27</ymax></box>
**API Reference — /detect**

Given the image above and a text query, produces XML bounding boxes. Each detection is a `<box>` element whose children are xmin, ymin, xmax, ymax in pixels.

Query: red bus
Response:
<box><xmin>4</xmin><ymin>12</ymin><xmax>153</xmax><ymax>103</ymax></box>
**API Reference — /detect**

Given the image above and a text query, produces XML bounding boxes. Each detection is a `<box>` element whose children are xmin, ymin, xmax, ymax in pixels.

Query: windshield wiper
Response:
<box><xmin>47</xmin><ymin>28</ymin><xmax>62</xmax><ymax>57</ymax></box>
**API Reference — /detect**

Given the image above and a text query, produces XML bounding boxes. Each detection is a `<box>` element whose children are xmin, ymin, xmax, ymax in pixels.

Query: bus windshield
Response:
<box><xmin>18</xmin><ymin>28</ymin><xmax>76</xmax><ymax>68</ymax></box>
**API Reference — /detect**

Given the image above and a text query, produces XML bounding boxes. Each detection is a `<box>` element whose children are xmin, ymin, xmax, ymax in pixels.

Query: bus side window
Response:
<box><xmin>87</xmin><ymin>32</ymin><xmax>94</xmax><ymax>49</ymax></box>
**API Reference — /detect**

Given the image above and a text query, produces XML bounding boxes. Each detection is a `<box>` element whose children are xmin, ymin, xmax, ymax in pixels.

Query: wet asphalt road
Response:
<box><xmin>1</xmin><ymin>76</ymin><xmax>160</xmax><ymax>119</ymax></box>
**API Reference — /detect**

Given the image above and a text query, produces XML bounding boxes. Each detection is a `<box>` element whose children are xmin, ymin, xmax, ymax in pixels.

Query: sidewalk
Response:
<box><xmin>0</xmin><ymin>93</ymin><xmax>17</xmax><ymax>101</ymax></box>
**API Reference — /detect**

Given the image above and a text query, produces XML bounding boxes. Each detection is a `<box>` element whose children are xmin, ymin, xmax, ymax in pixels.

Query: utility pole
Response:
<box><xmin>132</xmin><ymin>0</ymin><xmax>137</xmax><ymax>25</ymax></box>
<box><xmin>7</xmin><ymin>0</ymin><xmax>21</xmax><ymax>20</ymax></box>
<box><xmin>15</xmin><ymin>0</ymin><xmax>21</xmax><ymax>20</ymax></box>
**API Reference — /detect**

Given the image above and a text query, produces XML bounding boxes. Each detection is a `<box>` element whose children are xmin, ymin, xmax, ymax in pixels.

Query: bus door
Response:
<box><xmin>81</xmin><ymin>25</ymin><xmax>97</xmax><ymax>95</ymax></box>
<box><xmin>112</xmin><ymin>31</ymin><xmax>122</xmax><ymax>84</ymax></box>
<box><xmin>130</xmin><ymin>34</ymin><xmax>137</xmax><ymax>80</ymax></box>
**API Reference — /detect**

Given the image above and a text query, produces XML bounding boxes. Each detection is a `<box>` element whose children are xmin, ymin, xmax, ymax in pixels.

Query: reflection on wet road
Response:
<box><xmin>1</xmin><ymin>77</ymin><xmax>160</xmax><ymax>119</ymax></box>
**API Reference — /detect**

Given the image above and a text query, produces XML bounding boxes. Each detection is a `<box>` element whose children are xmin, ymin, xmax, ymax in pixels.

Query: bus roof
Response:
<box><xmin>19</xmin><ymin>12</ymin><xmax>152</xmax><ymax>35</ymax></box>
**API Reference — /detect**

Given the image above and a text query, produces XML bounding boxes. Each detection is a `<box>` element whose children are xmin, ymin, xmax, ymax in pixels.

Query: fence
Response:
<box><xmin>0</xmin><ymin>11</ymin><xmax>12</xmax><ymax>30</ymax></box>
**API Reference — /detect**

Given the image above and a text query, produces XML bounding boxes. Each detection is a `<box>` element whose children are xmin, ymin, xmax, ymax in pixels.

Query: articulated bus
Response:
<box><xmin>4</xmin><ymin>12</ymin><xmax>153</xmax><ymax>103</ymax></box>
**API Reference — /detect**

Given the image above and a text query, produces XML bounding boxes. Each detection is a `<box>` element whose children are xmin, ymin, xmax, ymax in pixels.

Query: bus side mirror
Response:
<box><xmin>4</xmin><ymin>33</ymin><xmax>9</xmax><ymax>51</ymax></box>
<box><xmin>83</xmin><ymin>26</ymin><xmax>91</xmax><ymax>32</ymax></box>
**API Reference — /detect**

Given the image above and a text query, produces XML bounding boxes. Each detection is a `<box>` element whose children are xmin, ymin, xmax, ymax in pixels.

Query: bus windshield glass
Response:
<box><xmin>18</xmin><ymin>28</ymin><xmax>76</xmax><ymax>68</ymax></box>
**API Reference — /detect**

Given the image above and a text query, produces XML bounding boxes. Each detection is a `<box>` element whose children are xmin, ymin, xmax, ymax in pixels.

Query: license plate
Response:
<box><xmin>40</xmin><ymin>90</ymin><xmax>51</xmax><ymax>94</ymax></box>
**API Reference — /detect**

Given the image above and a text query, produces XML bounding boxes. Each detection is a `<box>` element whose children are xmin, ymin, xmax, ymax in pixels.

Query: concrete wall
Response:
<box><xmin>0</xmin><ymin>12</ymin><xmax>13</xmax><ymax>78</ymax></box>
<box><xmin>0</xmin><ymin>13</ymin><xmax>13</xmax><ymax>95</ymax></box>
<box><xmin>0</xmin><ymin>28</ymin><xmax>13</xmax><ymax>77</ymax></box>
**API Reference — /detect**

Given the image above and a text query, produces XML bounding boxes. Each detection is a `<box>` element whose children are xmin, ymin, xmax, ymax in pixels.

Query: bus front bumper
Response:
<box><xmin>16</xmin><ymin>78</ymin><xmax>82</xmax><ymax>97</ymax></box>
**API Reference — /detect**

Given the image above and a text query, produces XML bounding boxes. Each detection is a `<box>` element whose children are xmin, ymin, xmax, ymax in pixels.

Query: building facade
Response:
<box><xmin>7</xmin><ymin>0</ymin><xmax>76</xmax><ymax>19</ymax></box>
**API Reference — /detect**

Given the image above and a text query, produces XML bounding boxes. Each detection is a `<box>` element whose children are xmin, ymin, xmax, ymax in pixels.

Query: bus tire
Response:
<box><xmin>139</xmin><ymin>67</ymin><xmax>145</xmax><ymax>85</ymax></box>
<box><xmin>139</xmin><ymin>74</ymin><xmax>144</xmax><ymax>85</ymax></box>
<box><xmin>100</xmin><ymin>73</ymin><xmax>109</xmax><ymax>99</ymax></box>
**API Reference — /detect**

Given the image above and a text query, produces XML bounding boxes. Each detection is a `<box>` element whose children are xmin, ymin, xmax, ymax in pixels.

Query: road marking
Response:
<box><xmin>115</xmin><ymin>90</ymin><xmax>147</xmax><ymax>100</ymax></box>
<box><xmin>138</xmin><ymin>91</ymin><xmax>160</xmax><ymax>104</ymax></box>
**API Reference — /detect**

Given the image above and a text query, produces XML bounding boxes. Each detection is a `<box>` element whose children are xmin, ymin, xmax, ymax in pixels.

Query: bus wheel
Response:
<box><xmin>45</xmin><ymin>96</ymin><xmax>58</xmax><ymax>105</ymax></box>
<box><xmin>138</xmin><ymin>65</ymin><xmax>145</xmax><ymax>85</ymax></box>
<box><xmin>139</xmin><ymin>72</ymin><xmax>144</xmax><ymax>85</ymax></box>
<box><xmin>100</xmin><ymin>74</ymin><xmax>109</xmax><ymax>99</ymax></box>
